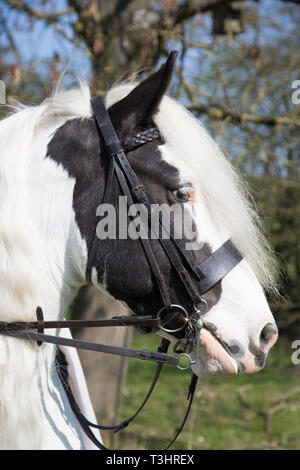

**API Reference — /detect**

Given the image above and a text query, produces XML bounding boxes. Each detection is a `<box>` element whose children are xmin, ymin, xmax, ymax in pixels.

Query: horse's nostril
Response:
<box><xmin>260</xmin><ymin>323</ymin><xmax>278</xmax><ymax>345</ymax></box>
<box><xmin>226</xmin><ymin>339</ymin><xmax>245</xmax><ymax>358</ymax></box>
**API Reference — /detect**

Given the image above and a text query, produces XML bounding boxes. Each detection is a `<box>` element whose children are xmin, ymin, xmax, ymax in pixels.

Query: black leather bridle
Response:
<box><xmin>0</xmin><ymin>95</ymin><xmax>243</xmax><ymax>450</ymax></box>
<box><xmin>87</xmin><ymin>95</ymin><xmax>243</xmax><ymax>331</ymax></box>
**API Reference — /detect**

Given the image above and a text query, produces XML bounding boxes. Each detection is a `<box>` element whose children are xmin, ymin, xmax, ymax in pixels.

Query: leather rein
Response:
<box><xmin>0</xmin><ymin>95</ymin><xmax>243</xmax><ymax>450</ymax></box>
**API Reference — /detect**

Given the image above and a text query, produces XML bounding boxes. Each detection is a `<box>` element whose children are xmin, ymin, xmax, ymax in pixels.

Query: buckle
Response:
<box><xmin>132</xmin><ymin>184</ymin><xmax>147</xmax><ymax>203</ymax></box>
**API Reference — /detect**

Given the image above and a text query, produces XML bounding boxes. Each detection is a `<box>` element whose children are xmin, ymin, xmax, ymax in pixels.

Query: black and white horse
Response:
<box><xmin>0</xmin><ymin>54</ymin><xmax>278</xmax><ymax>449</ymax></box>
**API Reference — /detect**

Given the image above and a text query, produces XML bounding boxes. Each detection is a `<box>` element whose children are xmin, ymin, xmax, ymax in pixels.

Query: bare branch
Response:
<box><xmin>188</xmin><ymin>101</ymin><xmax>300</xmax><ymax>128</ymax></box>
<box><xmin>174</xmin><ymin>0</ymin><xmax>230</xmax><ymax>25</ymax></box>
<box><xmin>3</xmin><ymin>0</ymin><xmax>91</xmax><ymax>57</ymax></box>
<box><xmin>3</xmin><ymin>0</ymin><xmax>73</xmax><ymax>21</ymax></box>
<box><xmin>157</xmin><ymin>29</ymin><xmax>214</xmax><ymax>50</ymax></box>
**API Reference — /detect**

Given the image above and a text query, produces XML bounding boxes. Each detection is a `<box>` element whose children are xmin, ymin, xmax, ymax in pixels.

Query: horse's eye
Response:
<box><xmin>173</xmin><ymin>185</ymin><xmax>193</xmax><ymax>202</ymax></box>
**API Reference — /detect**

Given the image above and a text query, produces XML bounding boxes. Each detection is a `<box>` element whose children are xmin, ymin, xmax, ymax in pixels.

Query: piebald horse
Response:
<box><xmin>0</xmin><ymin>54</ymin><xmax>278</xmax><ymax>449</ymax></box>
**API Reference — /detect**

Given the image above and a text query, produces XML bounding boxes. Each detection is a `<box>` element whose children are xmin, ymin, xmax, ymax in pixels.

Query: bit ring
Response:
<box><xmin>157</xmin><ymin>304</ymin><xmax>189</xmax><ymax>333</ymax></box>
<box><xmin>176</xmin><ymin>353</ymin><xmax>192</xmax><ymax>370</ymax></box>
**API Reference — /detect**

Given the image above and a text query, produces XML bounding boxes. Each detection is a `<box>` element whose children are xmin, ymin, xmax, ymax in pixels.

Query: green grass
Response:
<box><xmin>112</xmin><ymin>334</ymin><xmax>300</xmax><ymax>450</ymax></box>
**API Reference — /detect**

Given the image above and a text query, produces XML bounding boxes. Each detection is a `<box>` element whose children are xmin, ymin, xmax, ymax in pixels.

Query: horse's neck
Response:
<box><xmin>0</xmin><ymin>257</ymin><xmax>85</xmax><ymax>449</ymax></box>
<box><xmin>0</xmin><ymin>286</ymin><xmax>86</xmax><ymax>450</ymax></box>
<box><xmin>0</xmin><ymin>127</ymin><xmax>88</xmax><ymax>448</ymax></box>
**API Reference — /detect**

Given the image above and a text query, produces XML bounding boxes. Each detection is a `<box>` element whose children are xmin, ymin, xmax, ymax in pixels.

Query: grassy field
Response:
<box><xmin>111</xmin><ymin>333</ymin><xmax>300</xmax><ymax>450</ymax></box>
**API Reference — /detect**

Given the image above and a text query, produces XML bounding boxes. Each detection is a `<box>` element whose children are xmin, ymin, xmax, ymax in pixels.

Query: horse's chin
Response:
<box><xmin>191</xmin><ymin>328</ymin><xmax>239</xmax><ymax>377</ymax></box>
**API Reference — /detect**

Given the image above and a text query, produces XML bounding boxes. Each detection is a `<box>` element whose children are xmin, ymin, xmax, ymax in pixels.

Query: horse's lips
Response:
<box><xmin>198</xmin><ymin>327</ymin><xmax>239</xmax><ymax>375</ymax></box>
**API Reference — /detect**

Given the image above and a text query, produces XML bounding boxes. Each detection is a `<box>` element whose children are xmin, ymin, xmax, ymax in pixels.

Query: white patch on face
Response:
<box><xmin>157</xmin><ymin>144</ymin><xmax>277</xmax><ymax>377</ymax></box>
<box><xmin>91</xmin><ymin>266</ymin><xmax>98</xmax><ymax>285</ymax></box>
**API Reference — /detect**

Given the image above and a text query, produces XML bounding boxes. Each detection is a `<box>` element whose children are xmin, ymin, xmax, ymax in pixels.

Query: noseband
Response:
<box><xmin>0</xmin><ymin>95</ymin><xmax>243</xmax><ymax>450</ymax></box>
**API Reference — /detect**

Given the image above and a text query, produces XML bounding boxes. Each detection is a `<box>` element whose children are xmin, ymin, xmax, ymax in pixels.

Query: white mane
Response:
<box><xmin>0</xmin><ymin>87</ymin><xmax>93</xmax><ymax>449</ymax></box>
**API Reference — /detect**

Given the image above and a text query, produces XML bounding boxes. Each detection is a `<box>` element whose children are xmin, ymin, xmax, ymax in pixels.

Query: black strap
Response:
<box><xmin>0</xmin><ymin>328</ymin><xmax>180</xmax><ymax>366</ymax></box>
<box><xmin>56</xmin><ymin>348</ymin><xmax>107</xmax><ymax>450</ymax></box>
<box><xmin>56</xmin><ymin>340</ymin><xmax>197</xmax><ymax>450</ymax></box>
<box><xmin>164</xmin><ymin>373</ymin><xmax>198</xmax><ymax>450</ymax></box>
<box><xmin>91</xmin><ymin>96</ymin><xmax>122</xmax><ymax>155</ymax></box>
<box><xmin>61</xmin><ymin>338</ymin><xmax>170</xmax><ymax>435</ymax></box>
<box><xmin>0</xmin><ymin>314</ymin><xmax>161</xmax><ymax>331</ymax></box>
<box><xmin>197</xmin><ymin>239</ymin><xmax>243</xmax><ymax>294</ymax></box>
<box><xmin>114</xmin><ymin>161</ymin><xmax>171</xmax><ymax>307</ymax></box>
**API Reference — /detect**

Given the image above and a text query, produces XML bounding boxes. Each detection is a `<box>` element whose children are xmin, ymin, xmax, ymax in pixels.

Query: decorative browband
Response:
<box><xmin>121</xmin><ymin>127</ymin><xmax>161</xmax><ymax>153</ymax></box>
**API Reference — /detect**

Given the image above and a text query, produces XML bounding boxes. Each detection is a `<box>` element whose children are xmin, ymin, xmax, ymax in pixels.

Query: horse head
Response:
<box><xmin>43</xmin><ymin>52</ymin><xmax>278</xmax><ymax>376</ymax></box>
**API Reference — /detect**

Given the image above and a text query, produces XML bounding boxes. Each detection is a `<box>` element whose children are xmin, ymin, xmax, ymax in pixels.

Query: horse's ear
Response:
<box><xmin>108</xmin><ymin>50</ymin><xmax>178</xmax><ymax>137</ymax></box>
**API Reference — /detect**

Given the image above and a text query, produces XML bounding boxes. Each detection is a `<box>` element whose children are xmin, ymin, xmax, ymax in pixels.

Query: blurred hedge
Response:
<box><xmin>250</xmin><ymin>176</ymin><xmax>300</xmax><ymax>336</ymax></box>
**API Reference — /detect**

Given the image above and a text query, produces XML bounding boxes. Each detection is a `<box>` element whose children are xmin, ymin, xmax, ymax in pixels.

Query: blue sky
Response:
<box><xmin>0</xmin><ymin>0</ymin><xmax>91</xmax><ymax>80</ymax></box>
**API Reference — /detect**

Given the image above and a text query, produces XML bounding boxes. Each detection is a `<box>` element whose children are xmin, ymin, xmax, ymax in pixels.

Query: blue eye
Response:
<box><xmin>173</xmin><ymin>185</ymin><xmax>193</xmax><ymax>202</ymax></box>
